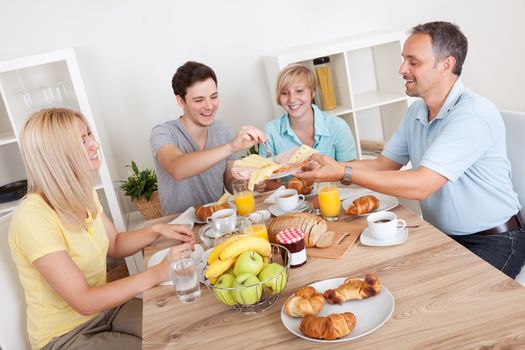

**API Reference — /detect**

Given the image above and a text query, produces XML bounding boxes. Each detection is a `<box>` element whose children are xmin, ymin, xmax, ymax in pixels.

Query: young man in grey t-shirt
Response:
<box><xmin>150</xmin><ymin>61</ymin><xmax>266</xmax><ymax>216</ymax></box>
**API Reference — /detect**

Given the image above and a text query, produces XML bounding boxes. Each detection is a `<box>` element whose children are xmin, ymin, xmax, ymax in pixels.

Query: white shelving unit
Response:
<box><xmin>0</xmin><ymin>49</ymin><xmax>142</xmax><ymax>274</ymax></box>
<box><xmin>263</xmin><ymin>31</ymin><xmax>411</xmax><ymax>159</ymax></box>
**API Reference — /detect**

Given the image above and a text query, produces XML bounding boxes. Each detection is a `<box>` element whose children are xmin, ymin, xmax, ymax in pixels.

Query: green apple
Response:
<box><xmin>212</xmin><ymin>273</ymin><xmax>236</xmax><ymax>306</ymax></box>
<box><xmin>258</xmin><ymin>262</ymin><xmax>287</xmax><ymax>293</ymax></box>
<box><xmin>233</xmin><ymin>251</ymin><xmax>264</xmax><ymax>276</ymax></box>
<box><xmin>232</xmin><ymin>273</ymin><xmax>262</xmax><ymax>305</ymax></box>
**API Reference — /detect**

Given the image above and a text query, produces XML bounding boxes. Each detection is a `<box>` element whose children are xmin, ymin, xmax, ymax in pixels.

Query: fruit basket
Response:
<box><xmin>204</xmin><ymin>241</ymin><xmax>291</xmax><ymax>314</ymax></box>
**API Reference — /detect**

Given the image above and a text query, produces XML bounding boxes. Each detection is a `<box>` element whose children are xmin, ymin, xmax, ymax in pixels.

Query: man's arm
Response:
<box><xmin>297</xmin><ymin>154</ymin><xmax>447</xmax><ymax>200</ymax></box>
<box><xmin>157</xmin><ymin>126</ymin><xmax>266</xmax><ymax>181</ymax></box>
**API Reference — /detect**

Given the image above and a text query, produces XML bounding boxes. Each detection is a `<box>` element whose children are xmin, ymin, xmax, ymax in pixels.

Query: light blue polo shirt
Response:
<box><xmin>262</xmin><ymin>104</ymin><xmax>356</xmax><ymax>161</ymax></box>
<box><xmin>383</xmin><ymin>79</ymin><xmax>520</xmax><ymax>235</ymax></box>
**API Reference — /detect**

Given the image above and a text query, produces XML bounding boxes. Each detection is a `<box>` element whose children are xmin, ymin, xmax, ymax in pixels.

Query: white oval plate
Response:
<box><xmin>147</xmin><ymin>244</ymin><xmax>204</xmax><ymax>285</ymax></box>
<box><xmin>341</xmin><ymin>192</ymin><xmax>399</xmax><ymax>216</ymax></box>
<box><xmin>281</xmin><ymin>278</ymin><xmax>394</xmax><ymax>342</ymax></box>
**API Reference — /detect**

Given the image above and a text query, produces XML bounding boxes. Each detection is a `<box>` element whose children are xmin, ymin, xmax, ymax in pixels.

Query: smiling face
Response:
<box><xmin>75</xmin><ymin>117</ymin><xmax>100</xmax><ymax>170</ymax></box>
<box><xmin>399</xmin><ymin>33</ymin><xmax>447</xmax><ymax>99</ymax></box>
<box><xmin>278</xmin><ymin>81</ymin><xmax>315</xmax><ymax>119</ymax></box>
<box><xmin>177</xmin><ymin>77</ymin><xmax>219</xmax><ymax>127</ymax></box>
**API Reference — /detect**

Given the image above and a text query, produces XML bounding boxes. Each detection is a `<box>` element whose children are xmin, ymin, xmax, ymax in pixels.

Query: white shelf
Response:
<box><xmin>0</xmin><ymin>131</ymin><xmax>16</xmax><ymax>146</ymax></box>
<box><xmin>0</xmin><ymin>198</ymin><xmax>21</xmax><ymax>215</ymax></box>
<box><xmin>352</xmin><ymin>91</ymin><xmax>408</xmax><ymax>111</ymax></box>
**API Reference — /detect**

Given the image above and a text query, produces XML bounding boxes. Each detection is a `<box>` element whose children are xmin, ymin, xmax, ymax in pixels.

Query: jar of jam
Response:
<box><xmin>276</xmin><ymin>228</ymin><xmax>307</xmax><ymax>268</ymax></box>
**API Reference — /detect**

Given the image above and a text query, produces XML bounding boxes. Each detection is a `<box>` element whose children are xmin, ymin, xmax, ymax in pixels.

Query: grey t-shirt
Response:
<box><xmin>150</xmin><ymin>117</ymin><xmax>235</xmax><ymax>216</ymax></box>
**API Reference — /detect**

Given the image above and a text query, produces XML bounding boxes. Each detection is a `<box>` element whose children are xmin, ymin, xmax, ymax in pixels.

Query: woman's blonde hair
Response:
<box><xmin>275</xmin><ymin>64</ymin><xmax>316</xmax><ymax>105</ymax></box>
<box><xmin>19</xmin><ymin>108</ymin><xmax>98</xmax><ymax>229</ymax></box>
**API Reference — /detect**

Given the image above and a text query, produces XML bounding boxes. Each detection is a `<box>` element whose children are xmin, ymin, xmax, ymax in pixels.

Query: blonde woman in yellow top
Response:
<box><xmin>9</xmin><ymin>108</ymin><xmax>194</xmax><ymax>350</ymax></box>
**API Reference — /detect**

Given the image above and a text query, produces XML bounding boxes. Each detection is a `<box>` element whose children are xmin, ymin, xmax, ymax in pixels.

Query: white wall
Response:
<box><xmin>1</xmin><ymin>0</ymin><xmax>524</xmax><ymax>212</ymax></box>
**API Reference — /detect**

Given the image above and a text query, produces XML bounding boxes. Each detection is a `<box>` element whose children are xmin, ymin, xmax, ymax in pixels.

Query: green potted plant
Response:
<box><xmin>119</xmin><ymin>161</ymin><xmax>162</xmax><ymax>220</ymax></box>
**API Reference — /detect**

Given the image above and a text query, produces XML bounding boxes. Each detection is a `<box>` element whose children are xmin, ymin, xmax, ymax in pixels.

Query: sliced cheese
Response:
<box><xmin>217</xmin><ymin>191</ymin><xmax>232</xmax><ymax>205</ymax></box>
<box><xmin>289</xmin><ymin>145</ymin><xmax>318</xmax><ymax>163</ymax></box>
<box><xmin>248</xmin><ymin>164</ymin><xmax>281</xmax><ymax>190</ymax></box>
<box><xmin>233</xmin><ymin>154</ymin><xmax>275</xmax><ymax>168</ymax></box>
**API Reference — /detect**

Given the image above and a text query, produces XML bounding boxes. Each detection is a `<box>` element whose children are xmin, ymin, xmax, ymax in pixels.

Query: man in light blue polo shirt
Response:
<box><xmin>298</xmin><ymin>21</ymin><xmax>525</xmax><ymax>278</ymax></box>
<box><xmin>261</xmin><ymin>64</ymin><xmax>356</xmax><ymax>162</ymax></box>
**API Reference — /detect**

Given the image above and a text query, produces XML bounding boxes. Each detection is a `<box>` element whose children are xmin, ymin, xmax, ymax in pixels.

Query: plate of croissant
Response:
<box><xmin>342</xmin><ymin>193</ymin><xmax>399</xmax><ymax>216</ymax></box>
<box><xmin>281</xmin><ymin>274</ymin><xmax>394</xmax><ymax>342</ymax></box>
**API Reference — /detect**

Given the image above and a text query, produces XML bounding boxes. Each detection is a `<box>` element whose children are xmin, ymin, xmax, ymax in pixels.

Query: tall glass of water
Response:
<box><xmin>169</xmin><ymin>248</ymin><xmax>201</xmax><ymax>303</ymax></box>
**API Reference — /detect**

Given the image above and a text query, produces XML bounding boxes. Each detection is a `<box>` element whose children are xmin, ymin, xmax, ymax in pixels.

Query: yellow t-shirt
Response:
<box><xmin>8</xmin><ymin>193</ymin><xmax>109</xmax><ymax>350</ymax></box>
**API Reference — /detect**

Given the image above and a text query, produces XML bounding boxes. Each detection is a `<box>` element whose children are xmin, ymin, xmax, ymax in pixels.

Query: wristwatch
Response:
<box><xmin>340</xmin><ymin>165</ymin><xmax>353</xmax><ymax>186</ymax></box>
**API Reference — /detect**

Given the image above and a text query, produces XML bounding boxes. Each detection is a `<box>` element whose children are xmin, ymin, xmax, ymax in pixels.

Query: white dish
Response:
<box><xmin>268</xmin><ymin>168</ymin><xmax>301</xmax><ymax>180</ymax></box>
<box><xmin>360</xmin><ymin>227</ymin><xmax>408</xmax><ymax>246</ymax></box>
<box><xmin>269</xmin><ymin>200</ymin><xmax>310</xmax><ymax>216</ymax></box>
<box><xmin>147</xmin><ymin>244</ymin><xmax>205</xmax><ymax>286</ymax></box>
<box><xmin>341</xmin><ymin>192</ymin><xmax>399</xmax><ymax>216</ymax></box>
<box><xmin>281</xmin><ymin>278</ymin><xmax>395</xmax><ymax>343</ymax></box>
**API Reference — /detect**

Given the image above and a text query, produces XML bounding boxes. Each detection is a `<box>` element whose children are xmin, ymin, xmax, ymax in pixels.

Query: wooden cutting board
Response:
<box><xmin>307</xmin><ymin>220</ymin><xmax>366</xmax><ymax>259</ymax></box>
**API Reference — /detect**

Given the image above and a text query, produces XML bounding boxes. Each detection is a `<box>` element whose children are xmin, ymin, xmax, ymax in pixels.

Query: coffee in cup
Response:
<box><xmin>276</xmin><ymin>189</ymin><xmax>305</xmax><ymax>212</ymax></box>
<box><xmin>206</xmin><ymin>208</ymin><xmax>237</xmax><ymax>234</ymax></box>
<box><xmin>366</xmin><ymin>211</ymin><xmax>406</xmax><ymax>241</ymax></box>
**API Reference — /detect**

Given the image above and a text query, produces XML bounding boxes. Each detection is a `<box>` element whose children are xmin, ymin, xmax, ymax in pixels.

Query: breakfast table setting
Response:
<box><xmin>141</xmin><ymin>184</ymin><xmax>525</xmax><ymax>349</ymax></box>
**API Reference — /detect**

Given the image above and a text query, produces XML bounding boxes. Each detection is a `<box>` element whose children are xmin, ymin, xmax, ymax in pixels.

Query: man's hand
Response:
<box><xmin>229</xmin><ymin>126</ymin><xmax>267</xmax><ymax>153</ymax></box>
<box><xmin>295</xmin><ymin>154</ymin><xmax>345</xmax><ymax>183</ymax></box>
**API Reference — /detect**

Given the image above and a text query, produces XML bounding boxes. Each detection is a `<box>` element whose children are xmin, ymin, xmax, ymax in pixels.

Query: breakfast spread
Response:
<box><xmin>299</xmin><ymin>313</ymin><xmax>356</xmax><ymax>340</ymax></box>
<box><xmin>323</xmin><ymin>273</ymin><xmax>381</xmax><ymax>304</ymax></box>
<box><xmin>345</xmin><ymin>194</ymin><xmax>380</xmax><ymax>216</ymax></box>
<box><xmin>232</xmin><ymin>145</ymin><xmax>318</xmax><ymax>190</ymax></box>
<box><xmin>267</xmin><ymin>212</ymin><xmax>332</xmax><ymax>248</ymax></box>
<box><xmin>284</xmin><ymin>286</ymin><xmax>325</xmax><ymax>317</ymax></box>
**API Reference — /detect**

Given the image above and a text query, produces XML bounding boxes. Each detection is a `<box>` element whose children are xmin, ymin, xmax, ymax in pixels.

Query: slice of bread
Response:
<box><xmin>315</xmin><ymin>231</ymin><xmax>334</xmax><ymax>248</ymax></box>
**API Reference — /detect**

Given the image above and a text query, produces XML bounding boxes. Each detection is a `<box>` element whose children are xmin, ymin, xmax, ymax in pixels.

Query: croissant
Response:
<box><xmin>284</xmin><ymin>286</ymin><xmax>325</xmax><ymax>317</ymax></box>
<box><xmin>286</xmin><ymin>177</ymin><xmax>313</xmax><ymax>195</ymax></box>
<box><xmin>300</xmin><ymin>313</ymin><xmax>356</xmax><ymax>340</ymax></box>
<box><xmin>194</xmin><ymin>202</ymin><xmax>230</xmax><ymax>221</ymax></box>
<box><xmin>323</xmin><ymin>274</ymin><xmax>381</xmax><ymax>305</ymax></box>
<box><xmin>346</xmin><ymin>195</ymin><xmax>379</xmax><ymax>215</ymax></box>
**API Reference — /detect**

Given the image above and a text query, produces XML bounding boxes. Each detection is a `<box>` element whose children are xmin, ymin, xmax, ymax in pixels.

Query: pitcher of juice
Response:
<box><xmin>318</xmin><ymin>182</ymin><xmax>340</xmax><ymax>221</ymax></box>
<box><xmin>232</xmin><ymin>180</ymin><xmax>256</xmax><ymax>216</ymax></box>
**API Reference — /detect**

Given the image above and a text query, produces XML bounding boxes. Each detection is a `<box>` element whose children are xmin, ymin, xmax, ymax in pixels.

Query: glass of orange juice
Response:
<box><xmin>232</xmin><ymin>180</ymin><xmax>256</xmax><ymax>216</ymax></box>
<box><xmin>242</xmin><ymin>213</ymin><xmax>269</xmax><ymax>241</ymax></box>
<box><xmin>318</xmin><ymin>182</ymin><xmax>340</xmax><ymax>221</ymax></box>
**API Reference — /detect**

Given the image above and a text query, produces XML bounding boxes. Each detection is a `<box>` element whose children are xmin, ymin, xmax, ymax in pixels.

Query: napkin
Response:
<box><xmin>168</xmin><ymin>207</ymin><xmax>196</xmax><ymax>229</ymax></box>
<box><xmin>264</xmin><ymin>186</ymin><xmax>286</xmax><ymax>204</ymax></box>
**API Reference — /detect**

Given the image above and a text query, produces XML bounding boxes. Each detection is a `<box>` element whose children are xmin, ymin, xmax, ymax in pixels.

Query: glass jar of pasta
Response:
<box><xmin>313</xmin><ymin>56</ymin><xmax>337</xmax><ymax>111</ymax></box>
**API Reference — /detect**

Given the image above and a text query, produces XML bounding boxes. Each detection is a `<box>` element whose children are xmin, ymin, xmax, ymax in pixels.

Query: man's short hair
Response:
<box><xmin>172</xmin><ymin>61</ymin><xmax>217</xmax><ymax>100</ymax></box>
<box><xmin>411</xmin><ymin>21</ymin><xmax>468</xmax><ymax>76</ymax></box>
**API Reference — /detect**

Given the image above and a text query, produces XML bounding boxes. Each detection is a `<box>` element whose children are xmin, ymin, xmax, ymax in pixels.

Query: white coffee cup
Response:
<box><xmin>206</xmin><ymin>208</ymin><xmax>237</xmax><ymax>234</ymax></box>
<box><xmin>366</xmin><ymin>211</ymin><xmax>406</xmax><ymax>241</ymax></box>
<box><xmin>276</xmin><ymin>189</ymin><xmax>305</xmax><ymax>212</ymax></box>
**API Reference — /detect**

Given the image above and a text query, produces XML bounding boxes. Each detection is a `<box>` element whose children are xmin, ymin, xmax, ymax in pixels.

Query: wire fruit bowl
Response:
<box><xmin>204</xmin><ymin>244</ymin><xmax>291</xmax><ymax>314</ymax></box>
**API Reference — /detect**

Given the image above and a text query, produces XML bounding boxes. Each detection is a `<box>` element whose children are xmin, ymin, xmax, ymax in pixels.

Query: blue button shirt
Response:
<box><xmin>262</xmin><ymin>104</ymin><xmax>356</xmax><ymax>161</ymax></box>
<box><xmin>383</xmin><ymin>79</ymin><xmax>520</xmax><ymax>235</ymax></box>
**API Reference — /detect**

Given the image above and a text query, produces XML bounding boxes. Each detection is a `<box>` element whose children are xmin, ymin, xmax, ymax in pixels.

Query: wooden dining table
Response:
<box><xmin>141</xmin><ymin>192</ymin><xmax>525</xmax><ymax>349</ymax></box>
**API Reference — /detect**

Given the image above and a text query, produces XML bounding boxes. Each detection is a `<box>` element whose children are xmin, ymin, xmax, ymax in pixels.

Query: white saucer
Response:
<box><xmin>269</xmin><ymin>200</ymin><xmax>310</xmax><ymax>216</ymax></box>
<box><xmin>360</xmin><ymin>227</ymin><xmax>408</xmax><ymax>246</ymax></box>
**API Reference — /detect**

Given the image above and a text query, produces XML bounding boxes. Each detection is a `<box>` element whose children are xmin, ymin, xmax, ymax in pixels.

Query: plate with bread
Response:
<box><xmin>194</xmin><ymin>192</ymin><xmax>234</xmax><ymax>223</ymax></box>
<box><xmin>281</xmin><ymin>274</ymin><xmax>394</xmax><ymax>342</ymax></box>
<box><xmin>342</xmin><ymin>193</ymin><xmax>399</xmax><ymax>216</ymax></box>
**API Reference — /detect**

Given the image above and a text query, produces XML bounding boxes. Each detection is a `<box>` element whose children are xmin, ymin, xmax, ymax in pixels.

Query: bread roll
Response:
<box><xmin>286</xmin><ymin>177</ymin><xmax>313</xmax><ymax>195</ymax></box>
<box><xmin>268</xmin><ymin>212</ymin><xmax>327</xmax><ymax>248</ymax></box>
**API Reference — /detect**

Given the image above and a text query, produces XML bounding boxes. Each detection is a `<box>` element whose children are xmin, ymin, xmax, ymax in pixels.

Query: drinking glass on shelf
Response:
<box><xmin>232</xmin><ymin>180</ymin><xmax>256</xmax><ymax>216</ymax></box>
<box><xmin>169</xmin><ymin>248</ymin><xmax>201</xmax><ymax>303</ymax></box>
<box><xmin>318</xmin><ymin>182</ymin><xmax>340</xmax><ymax>221</ymax></box>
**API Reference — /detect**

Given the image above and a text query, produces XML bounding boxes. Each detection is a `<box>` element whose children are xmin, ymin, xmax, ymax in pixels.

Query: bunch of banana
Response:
<box><xmin>204</xmin><ymin>235</ymin><xmax>271</xmax><ymax>282</ymax></box>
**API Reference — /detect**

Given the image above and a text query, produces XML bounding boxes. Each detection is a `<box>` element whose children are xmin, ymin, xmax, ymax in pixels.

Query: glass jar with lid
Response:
<box><xmin>313</xmin><ymin>56</ymin><xmax>337</xmax><ymax>111</ymax></box>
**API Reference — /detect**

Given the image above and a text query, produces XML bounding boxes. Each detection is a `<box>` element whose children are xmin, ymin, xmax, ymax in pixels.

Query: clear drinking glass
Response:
<box><xmin>242</xmin><ymin>212</ymin><xmax>269</xmax><ymax>241</ymax></box>
<box><xmin>232</xmin><ymin>180</ymin><xmax>256</xmax><ymax>216</ymax></box>
<box><xmin>169</xmin><ymin>248</ymin><xmax>201</xmax><ymax>303</ymax></box>
<box><xmin>318</xmin><ymin>182</ymin><xmax>340</xmax><ymax>221</ymax></box>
